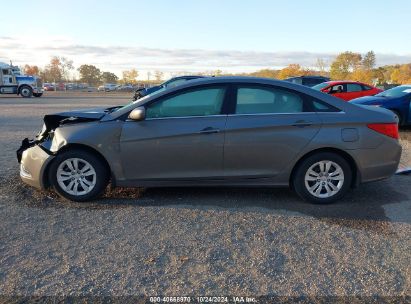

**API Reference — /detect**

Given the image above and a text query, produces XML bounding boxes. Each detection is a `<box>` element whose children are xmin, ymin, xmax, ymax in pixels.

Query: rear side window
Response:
<box><xmin>311</xmin><ymin>100</ymin><xmax>341</xmax><ymax>112</ymax></box>
<box><xmin>236</xmin><ymin>86</ymin><xmax>304</xmax><ymax>114</ymax></box>
<box><xmin>362</xmin><ymin>85</ymin><xmax>372</xmax><ymax>91</ymax></box>
<box><xmin>346</xmin><ymin>83</ymin><xmax>363</xmax><ymax>92</ymax></box>
<box><xmin>146</xmin><ymin>86</ymin><xmax>226</xmax><ymax>118</ymax></box>
<box><xmin>304</xmin><ymin>78</ymin><xmax>324</xmax><ymax>87</ymax></box>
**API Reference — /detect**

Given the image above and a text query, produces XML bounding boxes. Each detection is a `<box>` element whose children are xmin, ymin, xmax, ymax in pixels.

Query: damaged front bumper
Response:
<box><xmin>17</xmin><ymin>138</ymin><xmax>54</xmax><ymax>190</ymax></box>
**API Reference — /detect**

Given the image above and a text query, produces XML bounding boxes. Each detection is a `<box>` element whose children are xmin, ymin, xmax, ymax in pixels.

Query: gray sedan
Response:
<box><xmin>18</xmin><ymin>77</ymin><xmax>402</xmax><ymax>204</ymax></box>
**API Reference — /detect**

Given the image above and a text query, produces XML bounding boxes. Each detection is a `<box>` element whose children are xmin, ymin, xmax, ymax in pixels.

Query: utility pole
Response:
<box><xmin>147</xmin><ymin>71</ymin><xmax>151</xmax><ymax>88</ymax></box>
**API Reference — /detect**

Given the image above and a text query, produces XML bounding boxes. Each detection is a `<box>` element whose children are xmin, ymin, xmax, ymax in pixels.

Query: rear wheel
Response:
<box><xmin>293</xmin><ymin>152</ymin><xmax>352</xmax><ymax>204</ymax></box>
<box><xmin>19</xmin><ymin>86</ymin><xmax>33</xmax><ymax>98</ymax></box>
<box><xmin>33</xmin><ymin>93</ymin><xmax>43</xmax><ymax>97</ymax></box>
<box><xmin>49</xmin><ymin>149</ymin><xmax>109</xmax><ymax>202</ymax></box>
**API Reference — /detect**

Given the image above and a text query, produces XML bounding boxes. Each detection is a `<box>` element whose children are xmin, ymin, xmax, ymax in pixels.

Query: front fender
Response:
<box><xmin>50</xmin><ymin>120</ymin><xmax>125</xmax><ymax>180</ymax></box>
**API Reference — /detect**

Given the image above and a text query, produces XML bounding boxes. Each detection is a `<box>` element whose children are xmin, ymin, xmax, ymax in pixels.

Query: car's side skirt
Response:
<box><xmin>116</xmin><ymin>176</ymin><xmax>289</xmax><ymax>188</ymax></box>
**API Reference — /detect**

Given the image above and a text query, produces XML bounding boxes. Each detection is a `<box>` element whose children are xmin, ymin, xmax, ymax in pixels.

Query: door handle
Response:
<box><xmin>292</xmin><ymin>120</ymin><xmax>313</xmax><ymax>128</ymax></box>
<box><xmin>199</xmin><ymin>127</ymin><xmax>220</xmax><ymax>134</ymax></box>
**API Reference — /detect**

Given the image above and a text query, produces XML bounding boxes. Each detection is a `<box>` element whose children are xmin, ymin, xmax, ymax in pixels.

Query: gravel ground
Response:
<box><xmin>0</xmin><ymin>92</ymin><xmax>410</xmax><ymax>300</ymax></box>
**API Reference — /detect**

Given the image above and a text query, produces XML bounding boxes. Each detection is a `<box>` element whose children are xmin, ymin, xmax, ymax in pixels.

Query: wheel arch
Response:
<box><xmin>43</xmin><ymin>143</ymin><xmax>114</xmax><ymax>188</ymax></box>
<box><xmin>18</xmin><ymin>84</ymin><xmax>32</xmax><ymax>93</ymax></box>
<box><xmin>289</xmin><ymin>147</ymin><xmax>360</xmax><ymax>189</ymax></box>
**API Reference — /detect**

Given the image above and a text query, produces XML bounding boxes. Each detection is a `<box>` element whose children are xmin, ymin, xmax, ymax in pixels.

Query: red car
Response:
<box><xmin>312</xmin><ymin>81</ymin><xmax>383</xmax><ymax>101</ymax></box>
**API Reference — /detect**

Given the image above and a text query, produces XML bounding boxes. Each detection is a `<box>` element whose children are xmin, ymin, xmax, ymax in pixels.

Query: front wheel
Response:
<box><xmin>19</xmin><ymin>86</ymin><xmax>33</xmax><ymax>98</ymax></box>
<box><xmin>33</xmin><ymin>93</ymin><xmax>43</xmax><ymax>97</ymax></box>
<box><xmin>49</xmin><ymin>150</ymin><xmax>109</xmax><ymax>202</ymax></box>
<box><xmin>293</xmin><ymin>152</ymin><xmax>352</xmax><ymax>204</ymax></box>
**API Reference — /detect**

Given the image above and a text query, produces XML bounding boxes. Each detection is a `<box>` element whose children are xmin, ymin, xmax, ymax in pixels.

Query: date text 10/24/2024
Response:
<box><xmin>149</xmin><ymin>296</ymin><xmax>257</xmax><ymax>303</ymax></box>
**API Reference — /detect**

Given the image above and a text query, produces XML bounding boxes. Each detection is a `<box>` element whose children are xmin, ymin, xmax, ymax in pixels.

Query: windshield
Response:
<box><xmin>375</xmin><ymin>85</ymin><xmax>411</xmax><ymax>98</ymax></box>
<box><xmin>312</xmin><ymin>82</ymin><xmax>330</xmax><ymax>91</ymax></box>
<box><xmin>113</xmin><ymin>87</ymin><xmax>166</xmax><ymax>112</ymax></box>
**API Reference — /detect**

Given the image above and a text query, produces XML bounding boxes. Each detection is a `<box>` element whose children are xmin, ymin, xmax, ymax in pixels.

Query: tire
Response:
<box><xmin>33</xmin><ymin>93</ymin><xmax>43</xmax><ymax>98</ymax></box>
<box><xmin>49</xmin><ymin>149</ymin><xmax>109</xmax><ymax>202</ymax></box>
<box><xmin>19</xmin><ymin>86</ymin><xmax>33</xmax><ymax>98</ymax></box>
<box><xmin>293</xmin><ymin>152</ymin><xmax>352</xmax><ymax>204</ymax></box>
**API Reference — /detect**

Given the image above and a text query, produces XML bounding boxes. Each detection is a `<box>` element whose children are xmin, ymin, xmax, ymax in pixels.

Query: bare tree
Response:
<box><xmin>154</xmin><ymin>70</ymin><xmax>164</xmax><ymax>82</ymax></box>
<box><xmin>315</xmin><ymin>58</ymin><xmax>328</xmax><ymax>76</ymax></box>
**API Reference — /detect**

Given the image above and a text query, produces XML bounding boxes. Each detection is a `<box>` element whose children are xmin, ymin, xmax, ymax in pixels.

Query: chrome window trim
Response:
<box><xmin>128</xmin><ymin>114</ymin><xmax>228</xmax><ymax>122</ymax></box>
<box><xmin>126</xmin><ymin>112</ymin><xmax>345</xmax><ymax>122</ymax></box>
<box><xmin>227</xmin><ymin>111</ymin><xmax>345</xmax><ymax>117</ymax></box>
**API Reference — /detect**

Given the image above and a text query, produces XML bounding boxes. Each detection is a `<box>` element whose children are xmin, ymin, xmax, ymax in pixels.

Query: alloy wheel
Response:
<box><xmin>56</xmin><ymin>158</ymin><xmax>97</xmax><ymax>196</ymax></box>
<box><xmin>304</xmin><ymin>160</ymin><xmax>344</xmax><ymax>198</ymax></box>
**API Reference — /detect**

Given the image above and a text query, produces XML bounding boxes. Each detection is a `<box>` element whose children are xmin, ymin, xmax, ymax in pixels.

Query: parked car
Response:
<box><xmin>43</xmin><ymin>83</ymin><xmax>55</xmax><ymax>91</ymax></box>
<box><xmin>17</xmin><ymin>77</ymin><xmax>401</xmax><ymax>204</ymax></box>
<box><xmin>284</xmin><ymin>76</ymin><xmax>330</xmax><ymax>87</ymax></box>
<box><xmin>98</xmin><ymin>83</ymin><xmax>117</xmax><ymax>92</ymax></box>
<box><xmin>82</xmin><ymin>87</ymin><xmax>97</xmax><ymax>92</ymax></box>
<box><xmin>376</xmin><ymin>83</ymin><xmax>400</xmax><ymax>91</ymax></box>
<box><xmin>350</xmin><ymin>85</ymin><xmax>411</xmax><ymax>126</ymax></box>
<box><xmin>313</xmin><ymin>81</ymin><xmax>383</xmax><ymax>101</ymax></box>
<box><xmin>116</xmin><ymin>84</ymin><xmax>134</xmax><ymax>92</ymax></box>
<box><xmin>133</xmin><ymin>75</ymin><xmax>206</xmax><ymax>100</ymax></box>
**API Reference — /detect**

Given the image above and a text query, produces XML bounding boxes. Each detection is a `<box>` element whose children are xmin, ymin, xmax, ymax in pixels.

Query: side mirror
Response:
<box><xmin>128</xmin><ymin>107</ymin><xmax>146</xmax><ymax>121</ymax></box>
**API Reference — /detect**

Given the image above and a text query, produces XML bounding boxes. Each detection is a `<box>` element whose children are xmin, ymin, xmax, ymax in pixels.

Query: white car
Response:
<box><xmin>98</xmin><ymin>83</ymin><xmax>117</xmax><ymax>92</ymax></box>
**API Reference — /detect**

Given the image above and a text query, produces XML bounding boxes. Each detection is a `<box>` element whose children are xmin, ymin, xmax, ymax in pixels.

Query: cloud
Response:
<box><xmin>1</xmin><ymin>35</ymin><xmax>410</xmax><ymax>77</ymax></box>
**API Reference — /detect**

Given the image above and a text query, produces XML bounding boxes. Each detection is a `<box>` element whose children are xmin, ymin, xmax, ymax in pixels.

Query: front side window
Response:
<box><xmin>346</xmin><ymin>83</ymin><xmax>362</xmax><ymax>92</ymax></box>
<box><xmin>236</xmin><ymin>86</ymin><xmax>304</xmax><ymax>114</ymax></box>
<box><xmin>146</xmin><ymin>87</ymin><xmax>226</xmax><ymax>118</ymax></box>
<box><xmin>329</xmin><ymin>84</ymin><xmax>345</xmax><ymax>93</ymax></box>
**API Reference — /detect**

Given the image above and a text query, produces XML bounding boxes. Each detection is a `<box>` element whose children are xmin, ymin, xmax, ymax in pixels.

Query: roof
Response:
<box><xmin>106</xmin><ymin>75</ymin><xmax>360</xmax><ymax>122</ymax></box>
<box><xmin>322</xmin><ymin>80</ymin><xmax>371</xmax><ymax>86</ymax></box>
<box><xmin>285</xmin><ymin>75</ymin><xmax>330</xmax><ymax>79</ymax></box>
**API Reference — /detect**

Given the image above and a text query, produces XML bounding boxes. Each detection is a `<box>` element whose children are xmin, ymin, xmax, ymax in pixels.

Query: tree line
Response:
<box><xmin>233</xmin><ymin>51</ymin><xmax>411</xmax><ymax>85</ymax></box>
<box><xmin>22</xmin><ymin>56</ymin><xmax>164</xmax><ymax>85</ymax></box>
<box><xmin>21</xmin><ymin>52</ymin><xmax>411</xmax><ymax>86</ymax></box>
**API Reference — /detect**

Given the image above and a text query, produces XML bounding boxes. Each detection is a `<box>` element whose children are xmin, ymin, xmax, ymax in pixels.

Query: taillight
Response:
<box><xmin>367</xmin><ymin>123</ymin><xmax>399</xmax><ymax>139</ymax></box>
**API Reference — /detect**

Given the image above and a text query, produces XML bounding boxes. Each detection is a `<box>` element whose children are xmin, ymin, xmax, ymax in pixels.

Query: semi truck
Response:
<box><xmin>0</xmin><ymin>62</ymin><xmax>43</xmax><ymax>98</ymax></box>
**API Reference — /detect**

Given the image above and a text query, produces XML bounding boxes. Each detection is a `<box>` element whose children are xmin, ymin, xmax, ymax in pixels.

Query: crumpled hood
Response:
<box><xmin>39</xmin><ymin>107</ymin><xmax>114</xmax><ymax>140</ymax></box>
<box><xmin>47</xmin><ymin>107</ymin><xmax>110</xmax><ymax>119</ymax></box>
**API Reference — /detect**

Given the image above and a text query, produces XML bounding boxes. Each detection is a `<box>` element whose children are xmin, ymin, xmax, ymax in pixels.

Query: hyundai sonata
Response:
<box><xmin>17</xmin><ymin>77</ymin><xmax>402</xmax><ymax>204</ymax></box>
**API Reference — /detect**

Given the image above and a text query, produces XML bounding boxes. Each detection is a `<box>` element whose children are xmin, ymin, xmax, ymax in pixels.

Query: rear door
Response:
<box><xmin>224</xmin><ymin>84</ymin><xmax>321</xmax><ymax>179</ymax></box>
<box><xmin>345</xmin><ymin>83</ymin><xmax>364</xmax><ymax>100</ymax></box>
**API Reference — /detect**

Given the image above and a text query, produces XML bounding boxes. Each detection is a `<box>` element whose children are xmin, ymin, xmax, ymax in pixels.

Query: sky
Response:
<box><xmin>1</xmin><ymin>0</ymin><xmax>411</xmax><ymax>79</ymax></box>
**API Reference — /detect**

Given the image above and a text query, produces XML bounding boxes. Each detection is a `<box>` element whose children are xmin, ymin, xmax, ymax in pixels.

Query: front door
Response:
<box><xmin>328</xmin><ymin>84</ymin><xmax>347</xmax><ymax>100</ymax></box>
<box><xmin>120</xmin><ymin>85</ymin><xmax>228</xmax><ymax>181</ymax></box>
